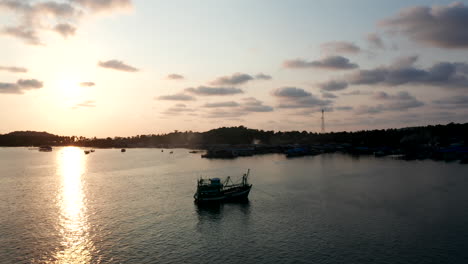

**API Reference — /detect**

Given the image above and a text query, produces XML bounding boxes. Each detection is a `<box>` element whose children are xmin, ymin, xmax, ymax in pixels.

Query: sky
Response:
<box><xmin>1</xmin><ymin>0</ymin><xmax>468</xmax><ymax>137</ymax></box>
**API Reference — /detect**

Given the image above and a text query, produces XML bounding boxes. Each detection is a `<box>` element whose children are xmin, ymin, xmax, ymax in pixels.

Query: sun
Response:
<box><xmin>58</xmin><ymin>78</ymin><xmax>81</xmax><ymax>98</ymax></box>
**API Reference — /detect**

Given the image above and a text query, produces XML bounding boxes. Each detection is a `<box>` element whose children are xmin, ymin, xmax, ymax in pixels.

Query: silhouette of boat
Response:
<box><xmin>38</xmin><ymin>146</ymin><xmax>52</xmax><ymax>152</ymax></box>
<box><xmin>121</xmin><ymin>149</ymin><xmax>126</xmax><ymax>152</ymax></box>
<box><xmin>90</xmin><ymin>149</ymin><xmax>95</xmax><ymax>152</ymax></box>
<box><xmin>194</xmin><ymin>169</ymin><xmax>252</xmax><ymax>203</ymax></box>
<box><xmin>84</xmin><ymin>150</ymin><xmax>90</xmax><ymax>154</ymax></box>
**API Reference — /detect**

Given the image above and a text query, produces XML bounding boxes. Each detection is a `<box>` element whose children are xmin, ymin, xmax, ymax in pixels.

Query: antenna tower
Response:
<box><xmin>321</xmin><ymin>109</ymin><xmax>325</xmax><ymax>133</ymax></box>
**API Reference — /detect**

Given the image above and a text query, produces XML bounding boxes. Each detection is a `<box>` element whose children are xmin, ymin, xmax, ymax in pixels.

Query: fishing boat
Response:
<box><xmin>194</xmin><ymin>169</ymin><xmax>252</xmax><ymax>203</ymax></box>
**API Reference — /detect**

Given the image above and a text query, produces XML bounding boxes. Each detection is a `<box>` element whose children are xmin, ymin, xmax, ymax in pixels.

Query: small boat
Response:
<box><xmin>170</xmin><ymin>151</ymin><xmax>174</xmax><ymax>154</ymax></box>
<box><xmin>38</xmin><ymin>146</ymin><xmax>52</xmax><ymax>152</ymax></box>
<box><xmin>161</xmin><ymin>150</ymin><xmax>164</xmax><ymax>152</ymax></box>
<box><xmin>90</xmin><ymin>149</ymin><xmax>95</xmax><ymax>153</ymax></box>
<box><xmin>84</xmin><ymin>150</ymin><xmax>90</xmax><ymax>154</ymax></box>
<box><xmin>194</xmin><ymin>169</ymin><xmax>252</xmax><ymax>203</ymax></box>
<box><xmin>121</xmin><ymin>148</ymin><xmax>126</xmax><ymax>152</ymax></box>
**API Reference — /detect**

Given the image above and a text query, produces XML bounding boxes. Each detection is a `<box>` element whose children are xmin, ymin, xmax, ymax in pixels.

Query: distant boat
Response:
<box><xmin>194</xmin><ymin>169</ymin><xmax>252</xmax><ymax>203</ymax></box>
<box><xmin>84</xmin><ymin>150</ymin><xmax>90</xmax><ymax>155</ymax></box>
<box><xmin>161</xmin><ymin>149</ymin><xmax>164</xmax><ymax>152</ymax></box>
<box><xmin>38</xmin><ymin>146</ymin><xmax>52</xmax><ymax>152</ymax></box>
<box><xmin>90</xmin><ymin>149</ymin><xmax>95</xmax><ymax>152</ymax></box>
<box><xmin>121</xmin><ymin>149</ymin><xmax>126</xmax><ymax>152</ymax></box>
<box><xmin>170</xmin><ymin>151</ymin><xmax>174</xmax><ymax>154</ymax></box>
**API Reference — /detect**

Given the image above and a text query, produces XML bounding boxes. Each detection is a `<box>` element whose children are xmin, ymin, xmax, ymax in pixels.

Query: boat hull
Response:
<box><xmin>194</xmin><ymin>186</ymin><xmax>251</xmax><ymax>203</ymax></box>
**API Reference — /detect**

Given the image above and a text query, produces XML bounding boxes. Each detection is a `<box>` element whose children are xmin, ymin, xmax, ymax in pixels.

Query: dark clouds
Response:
<box><xmin>0</xmin><ymin>78</ymin><xmax>43</xmax><ymax>94</ymax></box>
<box><xmin>321</xmin><ymin>41</ymin><xmax>361</xmax><ymax>54</ymax></box>
<box><xmin>318</xmin><ymin>80</ymin><xmax>348</xmax><ymax>91</ymax></box>
<box><xmin>156</xmin><ymin>94</ymin><xmax>196</xmax><ymax>101</ymax></box>
<box><xmin>380</xmin><ymin>2</ymin><xmax>468</xmax><ymax>49</ymax></box>
<box><xmin>98</xmin><ymin>60</ymin><xmax>139</xmax><ymax>72</ymax></box>
<box><xmin>347</xmin><ymin>60</ymin><xmax>468</xmax><ymax>88</ymax></box>
<box><xmin>185</xmin><ymin>86</ymin><xmax>243</xmax><ymax>96</ymax></box>
<box><xmin>0</xmin><ymin>66</ymin><xmax>27</xmax><ymax>73</ymax></box>
<box><xmin>202</xmin><ymin>97</ymin><xmax>273</xmax><ymax>118</ymax></box>
<box><xmin>321</xmin><ymin>92</ymin><xmax>337</xmax><ymax>99</ymax></box>
<box><xmin>166</xmin><ymin>73</ymin><xmax>184</xmax><ymax>80</ymax></box>
<box><xmin>79</xmin><ymin>82</ymin><xmax>95</xmax><ymax>87</ymax></box>
<box><xmin>272</xmin><ymin>87</ymin><xmax>331</xmax><ymax>109</ymax></box>
<box><xmin>283</xmin><ymin>56</ymin><xmax>358</xmax><ymax>70</ymax></box>
<box><xmin>203</xmin><ymin>101</ymin><xmax>239</xmax><ymax>108</ymax></box>
<box><xmin>356</xmin><ymin>91</ymin><xmax>424</xmax><ymax>114</ymax></box>
<box><xmin>433</xmin><ymin>95</ymin><xmax>468</xmax><ymax>108</ymax></box>
<box><xmin>210</xmin><ymin>73</ymin><xmax>254</xmax><ymax>85</ymax></box>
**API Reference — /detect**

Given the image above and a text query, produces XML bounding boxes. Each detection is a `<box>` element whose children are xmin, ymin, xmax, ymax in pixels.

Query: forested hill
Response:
<box><xmin>1</xmin><ymin>123</ymin><xmax>467</xmax><ymax>148</ymax></box>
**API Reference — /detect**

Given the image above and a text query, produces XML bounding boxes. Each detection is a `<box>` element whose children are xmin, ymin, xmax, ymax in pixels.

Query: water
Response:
<box><xmin>1</xmin><ymin>147</ymin><xmax>468</xmax><ymax>264</ymax></box>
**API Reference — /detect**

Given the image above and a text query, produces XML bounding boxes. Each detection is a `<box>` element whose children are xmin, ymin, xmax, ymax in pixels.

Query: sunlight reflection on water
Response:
<box><xmin>53</xmin><ymin>147</ymin><xmax>93</xmax><ymax>264</ymax></box>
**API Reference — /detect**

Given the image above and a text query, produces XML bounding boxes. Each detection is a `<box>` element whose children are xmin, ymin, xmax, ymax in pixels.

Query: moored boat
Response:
<box><xmin>38</xmin><ymin>146</ymin><xmax>52</xmax><ymax>152</ymax></box>
<box><xmin>194</xmin><ymin>169</ymin><xmax>252</xmax><ymax>203</ymax></box>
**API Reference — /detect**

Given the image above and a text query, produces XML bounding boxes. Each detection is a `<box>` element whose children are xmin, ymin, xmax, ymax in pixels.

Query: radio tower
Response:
<box><xmin>321</xmin><ymin>109</ymin><xmax>325</xmax><ymax>133</ymax></box>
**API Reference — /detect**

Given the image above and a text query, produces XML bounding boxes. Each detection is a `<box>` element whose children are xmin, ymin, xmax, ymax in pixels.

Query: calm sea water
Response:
<box><xmin>1</xmin><ymin>147</ymin><xmax>468</xmax><ymax>264</ymax></box>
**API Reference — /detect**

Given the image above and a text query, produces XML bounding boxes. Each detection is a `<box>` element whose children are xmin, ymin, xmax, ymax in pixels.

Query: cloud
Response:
<box><xmin>241</xmin><ymin>97</ymin><xmax>273</xmax><ymax>112</ymax></box>
<box><xmin>347</xmin><ymin>60</ymin><xmax>468</xmax><ymax>88</ymax></box>
<box><xmin>283</xmin><ymin>56</ymin><xmax>358</xmax><ymax>70</ymax></box>
<box><xmin>162</xmin><ymin>104</ymin><xmax>195</xmax><ymax>115</ymax></box>
<box><xmin>272</xmin><ymin>87</ymin><xmax>311</xmax><ymax>98</ymax></box>
<box><xmin>255</xmin><ymin>73</ymin><xmax>272</xmax><ymax>80</ymax></box>
<box><xmin>318</xmin><ymin>80</ymin><xmax>348</xmax><ymax>91</ymax></box>
<box><xmin>366</xmin><ymin>33</ymin><xmax>385</xmax><ymax>49</ymax></box>
<box><xmin>2</xmin><ymin>26</ymin><xmax>41</xmax><ymax>45</ymax></box>
<box><xmin>341</xmin><ymin>90</ymin><xmax>372</xmax><ymax>96</ymax></box>
<box><xmin>0</xmin><ymin>78</ymin><xmax>43</xmax><ymax>94</ymax></box>
<box><xmin>166</xmin><ymin>73</ymin><xmax>184</xmax><ymax>80</ymax></box>
<box><xmin>321</xmin><ymin>41</ymin><xmax>361</xmax><ymax>54</ymax></box>
<box><xmin>98</xmin><ymin>60</ymin><xmax>138</xmax><ymax>72</ymax></box>
<box><xmin>272</xmin><ymin>87</ymin><xmax>331</xmax><ymax>109</ymax></box>
<box><xmin>380</xmin><ymin>2</ymin><xmax>468</xmax><ymax>49</ymax></box>
<box><xmin>321</xmin><ymin>92</ymin><xmax>337</xmax><ymax>99</ymax></box>
<box><xmin>210</xmin><ymin>73</ymin><xmax>254</xmax><ymax>86</ymax></box>
<box><xmin>203</xmin><ymin>101</ymin><xmax>240</xmax><ymax>108</ymax></box>
<box><xmin>185</xmin><ymin>86</ymin><xmax>243</xmax><ymax>96</ymax></box>
<box><xmin>17</xmin><ymin>79</ymin><xmax>43</xmax><ymax>89</ymax></box>
<box><xmin>356</xmin><ymin>91</ymin><xmax>424</xmax><ymax>114</ymax></box>
<box><xmin>0</xmin><ymin>0</ymin><xmax>132</xmax><ymax>45</ymax></box>
<box><xmin>205</xmin><ymin>110</ymin><xmax>246</xmax><ymax>119</ymax></box>
<box><xmin>71</xmin><ymin>0</ymin><xmax>132</xmax><ymax>12</ymax></box>
<box><xmin>79</xmin><ymin>82</ymin><xmax>95</xmax><ymax>87</ymax></box>
<box><xmin>72</xmin><ymin>100</ymin><xmax>96</xmax><ymax>109</ymax></box>
<box><xmin>54</xmin><ymin>23</ymin><xmax>76</xmax><ymax>38</ymax></box>
<box><xmin>156</xmin><ymin>93</ymin><xmax>196</xmax><ymax>101</ymax></box>
<box><xmin>433</xmin><ymin>95</ymin><xmax>468</xmax><ymax>108</ymax></box>
<box><xmin>0</xmin><ymin>83</ymin><xmax>21</xmax><ymax>94</ymax></box>
<box><xmin>201</xmin><ymin>98</ymin><xmax>273</xmax><ymax>115</ymax></box>
<box><xmin>335</xmin><ymin>106</ymin><xmax>353</xmax><ymax>111</ymax></box>
<box><xmin>0</xmin><ymin>66</ymin><xmax>28</xmax><ymax>73</ymax></box>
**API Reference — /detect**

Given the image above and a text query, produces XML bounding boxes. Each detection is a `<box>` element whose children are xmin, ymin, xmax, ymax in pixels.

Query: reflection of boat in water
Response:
<box><xmin>194</xmin><ymin>170</ymin><xmax>252</xmax><ymax>203</ymax></box>
<box><xmin>39</xmin><ymin>146</ymin><xmax>52</xmax><ymax>152</ymax></box>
